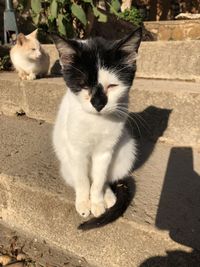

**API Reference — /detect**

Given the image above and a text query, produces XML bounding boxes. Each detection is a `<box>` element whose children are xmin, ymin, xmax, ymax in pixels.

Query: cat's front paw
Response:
<box><xmin>76</xmin><ymin>200</ymin><xmax>91</xmax><ymax>218</ymax></box>
<box><xmin>91</xmin><ymin>202</ymin><xmax>106</xmax><ymax>217</ymax></box>
<box><xmin>27</xmin><ymin>73</ymin><xmax>36</xmax><ymax>80</ymax></box>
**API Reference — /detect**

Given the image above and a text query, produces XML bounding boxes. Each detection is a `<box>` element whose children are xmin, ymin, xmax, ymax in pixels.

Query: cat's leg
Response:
<box><xmin>108</xmin><ymin>129</ymin><xmax>137</xmax><ymax>182</ymax></box>
<box><xmin>61</xmin><ymin>152</ymin><xmax>91</xmax><ymax>218</ymax></box>
<box><xmin>90</xmin><ymin>151</ymin><xmax>113</xmax><ymax>217</ymax></box>
<box><xmin>18</xmin><ymin>71</ymin><xmax>28</xmax><ymax>80</ymax></box>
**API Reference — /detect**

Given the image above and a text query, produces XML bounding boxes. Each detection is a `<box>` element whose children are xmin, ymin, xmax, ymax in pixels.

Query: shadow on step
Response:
<box><xmin>50</xmin><ymin>60</ymin><xmax>62</xmax><ymax>77</ymax></box>
<box><xmin>156</xmin><ymin>147</ymin><xmax>200</xmax><ymax>249</ymax></box>
<box><xmin>129</xmin><ymin>106</ymin><xmax>200</xmax><ymax>252</ymax></box>
<box><xmin>140</xmin><ymin>249</ymin><xmax>200</xmax><ymax>267</ymax></box>
<box><xmin>127</xmin><ymin>105</ymin><xmax>172</xmax><ymax>170</ymax></box>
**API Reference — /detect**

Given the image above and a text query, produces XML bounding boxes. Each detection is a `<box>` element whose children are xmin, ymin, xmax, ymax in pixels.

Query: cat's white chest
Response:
<box><xmin>67</xmin><ymin>111</ymin><xmax>122</xmax><ymax>149</ymax></box>
<box><xmin>53</xmin><ymin>91</ymin><xmax>124</xmax><ymax>156</ymax></box>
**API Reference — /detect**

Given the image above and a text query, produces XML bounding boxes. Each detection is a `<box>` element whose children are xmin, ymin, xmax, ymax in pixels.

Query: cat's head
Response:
<box><xmin>52</xmin><ymin>28</ymin><xmax>142</xmax><ymax>115</ymax></box>
<box><xmin>16</xmin><ymin>30</ymin><xmax>42</xmax><ymax>60</ymax></box>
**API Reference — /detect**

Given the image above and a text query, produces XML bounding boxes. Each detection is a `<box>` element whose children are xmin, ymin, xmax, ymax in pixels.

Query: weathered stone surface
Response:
<box><xmin>0</xmin><ymin>74</ymin><xmax>24</xmax><ymax>115</ymax></box>
<box><xmin>144</xmin><ymin>20</ymin><xmax>200</xmax><ymax>41</ymax></box>
<box><xmin>0</xmin><ymin>223</ymin><xmax>92</xmax><ymax>267</ymax></box>
<box><xmin>171</xmin><ymin>26</ymin><xmax>184</xmax><ymax>40</ymax></box>
<box><xmin>21</xmin><ymin>77</ymin><xmax>65</xmax><ymax>122</ymax></box>
<box><xmin>0</xmin><ymin>73</ymin><xmax>200</xmax><ymax>145</ymax></box>
<box><xmin>0</xmin><ymin>115</ymin><xmax>195</xmax><ymax>267</ymax></box>
<box><xmin>136</xmin><ymin>41</ymin><xmax>200</xmax><ymax>81</ymax></box>
<box><xmin>131</xmin><ymin>79</ymin><xmax>200</xmax><ymax>146</ymax></box>
<box><xmin>157</xmin><ymin>26</ymin><xmax>172</xmax><ymax>40</ymax></box>
<box><xmin>42</xmin><ymin>41</ymin><xmax>200</xmax><ymax>81</ymax></box>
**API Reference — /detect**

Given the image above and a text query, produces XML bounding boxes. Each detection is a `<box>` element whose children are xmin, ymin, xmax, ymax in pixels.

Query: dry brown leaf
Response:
<box><xmin>0</xmin><ymin>255</ymin><xmax>12</xmax><ymax>265</ymax></box>
<box><xmin>16</xmin><ymin>253</ymin><xmax>27</xmax><ymax>261</ymax></box>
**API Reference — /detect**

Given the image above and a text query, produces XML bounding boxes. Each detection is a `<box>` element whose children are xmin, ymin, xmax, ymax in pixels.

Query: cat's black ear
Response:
<box><xmin>50</xmin><ymin>34</ymin><xmax>79</xmax><ymax>65</ymax></box>
<box><xmin>115</xmin><ymin>27</ymin><xmax>142</xmax><ymax>63</ymax></box>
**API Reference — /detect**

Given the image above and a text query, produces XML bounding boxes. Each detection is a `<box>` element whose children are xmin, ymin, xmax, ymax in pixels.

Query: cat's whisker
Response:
<box><xmin>130</xmin><ymin>113</ymin><xmax>150</xmax><ymax>133</ymax></box>
<box><xmin>113</xmin><ymin>65</ymin><xmax>132</xmax><ymax>75</ymax></box>
<box><xmin>67</xmin><ymin>64</ymin><xmax>86</xmax><ymax>76</ymax></box>
<box><xmin>115</xmin><ymin>109</ymin><xmax>136</xmax><ymax>135</ymax></box>
<box><xmin>116</xmin><ymin>108</ymin><xmax>142</xmax><ymax>138</ymax></box>
<box><xmin>115</xmin><ymin>105</ymin><xmax>150</xmax><ymax>133</ymax></box>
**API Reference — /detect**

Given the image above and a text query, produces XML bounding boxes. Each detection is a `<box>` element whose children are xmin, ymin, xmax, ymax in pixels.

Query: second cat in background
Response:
<box><xmin>10</xmin><ymin>29</ymin><xmax>50</xmax><ymax>80</ymax></box>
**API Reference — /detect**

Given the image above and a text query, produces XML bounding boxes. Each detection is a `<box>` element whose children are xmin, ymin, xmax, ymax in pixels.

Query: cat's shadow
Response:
<box><xmin>50</xmin><ymin>60</ymin><xmax>62</xmax><ymax>77</ymax></box>
<box><xmin>116</xmin><ymin>106</ymin><xmax>172</xmax><ymax>216</ymax></box>
<box><xmin>128</xmin><ymin>106</ymin><xmax>172</xmax><ymax>171</ymax></box>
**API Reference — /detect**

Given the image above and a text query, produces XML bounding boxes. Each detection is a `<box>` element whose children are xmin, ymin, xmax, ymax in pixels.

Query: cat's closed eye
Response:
<box><xmin>32</xmin><ymin>48</ymin><xmax>36</xmax><ymax>51</ymax></box>
<box><xmin>107</xmin><ymin>84</ymin><xmax>118</xmax><ymax>89</ymax></box>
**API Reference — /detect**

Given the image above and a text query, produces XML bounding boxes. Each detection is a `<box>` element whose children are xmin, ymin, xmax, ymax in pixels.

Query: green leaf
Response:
<box><xmin>92</xmin><ymin>6</ymin><xmax>99</xmax><ymax>17</ymax></box>
<box><xmin>92</xmin><ymin>7</ymin><xmax>107</xmax><ymax>22</ymax></box>
<box><xmin>111</xmin><ymin>0</ymin><xmax>120</xmax><ymax>12</ymax></box>
<box><xmin>48</xmin><ymin>14</ymin><xmax>55</xmax><ymax>23</ymax></box>
<box><xmin>50</xmin><ymin>0</ymin><xmax>58</xmax><ymax>19</ymax></box>
<box><xmin>98</xmin><ymin>12</ymin><xmax>107</xmax><ymax>22</ymax></box>
<box><xmin>57</xmin><ymin>14</ymin><xmax>66</xmax><ymax>35</ymax></box>
<box><xmin>71</xmin><ymin>3</ymin><xmax>87</xmax><ymax>26</ymax></box>
<box><xmin>31</xmin><ymin>0</ymin><xmax>41</xmax><ymax>14</ymax></box>
<box><xmin>108</xmin><ymin>2</ymin><xmax>120</xmax><ymax>16</ymax></box>
<box><xmin>82</xmin><ymin>0</ymin><xmax>92</xmax><ymax>2</ymax></box>
<box><xmin>32</xmin><ymin>14</ymin><xmax>40</xmax><ymax>25</ymax></box>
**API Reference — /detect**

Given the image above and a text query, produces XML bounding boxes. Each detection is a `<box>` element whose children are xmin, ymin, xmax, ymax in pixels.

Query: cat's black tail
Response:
<box><xmin>78</xmin><ymin>177</ymin><xmax>135</xmax><ymax>231</ymax></box>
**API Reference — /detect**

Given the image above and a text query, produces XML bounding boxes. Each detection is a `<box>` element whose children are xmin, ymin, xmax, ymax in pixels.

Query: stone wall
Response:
<box><xmin>144</xmin><ymin>20</ymin><xmax>200</xmax><ymax>40</ymax></box>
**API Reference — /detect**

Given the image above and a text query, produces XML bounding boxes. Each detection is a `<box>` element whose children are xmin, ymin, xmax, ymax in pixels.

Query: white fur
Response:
<box><xmin>53</xmin><ymin>68</ymin><xmax>137</xmax><ymax>218</ymax></box>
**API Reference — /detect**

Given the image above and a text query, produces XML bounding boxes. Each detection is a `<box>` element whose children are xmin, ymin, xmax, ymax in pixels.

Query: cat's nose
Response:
<box><xmin>36</xmin><ymin>51</ymin><xmax>42</xmax><ymax>58</ymax></box>
<box><xmin>91</xmin><ymin>84</ymin><xmax>107</xmax><ymax>112</ymax></box>
<box><xmin>92</xmin><ymin>101</ymin><xmax>106</xmax><ymax>112</ymax></box>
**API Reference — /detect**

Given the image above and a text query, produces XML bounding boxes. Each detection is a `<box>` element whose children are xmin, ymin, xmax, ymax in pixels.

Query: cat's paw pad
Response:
<box><xmin>76</xmin><ymin>200</ymin><xmax>91</xmax><ymax>218</ymax></box>
<box><xmin>91</xmin><ymin>202</ymin><xmax>106</xmax><ymax>217</ymax></box>
<box><xmin>104</xmin><ymin>189</ymin><xmax>117</xmax><ymax>209</ymax></box>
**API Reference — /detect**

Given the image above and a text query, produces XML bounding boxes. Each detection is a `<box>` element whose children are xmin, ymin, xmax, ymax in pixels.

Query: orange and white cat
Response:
<box><xmin>10</xmin><ymin>29</ymin><xmax>50</xmax><ymax>80</ymax></box>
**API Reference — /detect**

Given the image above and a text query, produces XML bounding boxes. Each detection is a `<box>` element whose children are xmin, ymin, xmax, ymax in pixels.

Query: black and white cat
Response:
<box><xmin>52</xmin><ymin>28</ymin><xmax>142</xmax><ymax>230</ymax></box>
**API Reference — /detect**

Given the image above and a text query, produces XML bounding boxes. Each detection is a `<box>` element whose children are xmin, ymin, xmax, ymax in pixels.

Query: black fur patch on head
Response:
<box><xmin>51</xmin><ymin>28</ymin><xmax>142</xmax><ymax>96</ymax></box>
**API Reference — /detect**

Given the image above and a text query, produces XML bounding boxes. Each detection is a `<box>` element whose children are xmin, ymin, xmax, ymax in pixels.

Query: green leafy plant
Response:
<box><xmin>0</xmin><ymin>55</ymin><xmax>12</xmax><ymax>71</ymax></box>
<box><xmin>119</xmin><ymin>7</ymin><xmax>142</xmax><ymax>26</ymax></box>
<box><xmin>28</xmin><ymin>0</ymin><xmax>108</xmax><ymax>38</ymax></box>
<box><xmin>109</xmin><ymin>0</ymin><xmax>142</xmax><ymax>26</ymax></box>
<box><xmin>17</xmin><ymin>0</ymin><xmax>143</xmax><ymax>38</ymax></box>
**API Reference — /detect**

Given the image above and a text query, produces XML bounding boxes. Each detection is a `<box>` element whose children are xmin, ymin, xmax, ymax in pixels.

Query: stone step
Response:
<box><xmin>0</xmin><ymin>114</ymin><xmax>198</xmax><ymax>267</ymax></box>
<box><xmin>0</xmin><ymin>72</ymin><xmax>199</xmax><ymax>145</ymax></box>
<box><xmin>144</xmin><ymin>20</ymin><xmax>200</xmax><ymax>41</ymax></box>
<box><xmin>44</xmin><ymin>40</ymin><xmax>200</xmax><ymax>82</ymax></box>
<box><xmin>2</xmin><ymin>35</ymin><xmax>200</xmax><ymax>81</ymax></box>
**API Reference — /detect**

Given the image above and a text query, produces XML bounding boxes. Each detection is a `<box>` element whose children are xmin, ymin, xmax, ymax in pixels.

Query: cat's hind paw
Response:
<box><xmin>104</xmin><ymin>187</ymin><xmax>116</xmax><ymax>209</ymax></box>
<box><xmin>91</xmin><ymin>201</ymin><xmax>106</xmax><ymax>217</ymax></box>
<box><xmin>76</xmin><ymin>200</ymin><xmax>91</xmax><ymax>218</ymax></box>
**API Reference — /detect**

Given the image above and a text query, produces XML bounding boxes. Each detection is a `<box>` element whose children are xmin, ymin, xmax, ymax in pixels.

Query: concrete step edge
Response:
<box><xmin>0</xmin><ymin>172</ymin><xmax>191</xmax><ymax>267</ymax></box>
<box><xmin>44</xmin><ymin>41</ymin><xmax>200</xmax><ymax>82</ymax></box>
<box><xmin>0</xmin><ymin>73</ymin><xmax>200</xmax><ymax>145</ymax></box>
<box><xmin>0</xmin><ymin>172</ymin><xmax>180</xmax><ymax>240</ymax></box>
